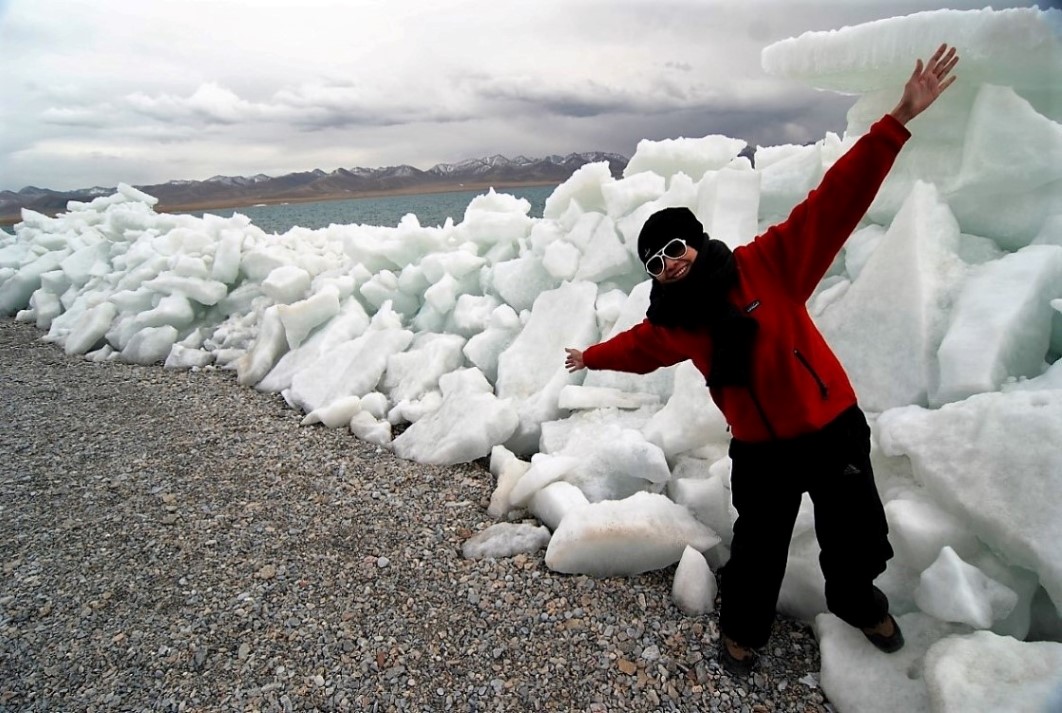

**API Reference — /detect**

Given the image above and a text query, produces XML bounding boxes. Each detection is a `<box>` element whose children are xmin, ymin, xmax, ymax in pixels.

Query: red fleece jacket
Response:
<box><xmin>583</xmin><ymin>115</ymin><xmax>911</xmax><ymax>442</ymax></box>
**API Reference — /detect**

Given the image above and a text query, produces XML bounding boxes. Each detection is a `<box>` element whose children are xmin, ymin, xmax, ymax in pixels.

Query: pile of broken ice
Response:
<box><xmin>2</xmin><ymin>8</ymin><xmax>1060</xmax><ymax>711</ymax></box>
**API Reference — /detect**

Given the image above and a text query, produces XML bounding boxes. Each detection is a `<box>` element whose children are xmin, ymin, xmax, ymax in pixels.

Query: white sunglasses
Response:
<box><xmin>643</xmin><ymin>238</ymin><xmax>688</xmax><ymax>277</ymax></box>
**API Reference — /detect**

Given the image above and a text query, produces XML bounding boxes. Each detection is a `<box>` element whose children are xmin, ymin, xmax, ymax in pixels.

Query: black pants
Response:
<box><xmin>719</xmin><ymin>406</ymin><xmax>893</xmax><ymax>649</ymax></box>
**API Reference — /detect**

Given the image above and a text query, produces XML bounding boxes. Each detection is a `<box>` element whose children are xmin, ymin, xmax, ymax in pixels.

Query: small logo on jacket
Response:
<box><xmin>745</xmin><ymin>300</ymin><xmax>761</xmax><ymax>313</ymax></box>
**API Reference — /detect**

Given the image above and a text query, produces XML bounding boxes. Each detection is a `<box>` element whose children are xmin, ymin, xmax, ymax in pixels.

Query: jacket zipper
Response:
<box><xmin>794</xmin><ymin>349</ymin><xmax>829</xmax><ymax>400</ymax></box>
<box><xmin>747</xmin><ymin>387</ymin><xmax>777</xmax><ymax>440</ymax></box>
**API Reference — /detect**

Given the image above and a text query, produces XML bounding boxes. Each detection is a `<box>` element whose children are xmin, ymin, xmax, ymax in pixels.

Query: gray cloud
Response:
<box><xmin>475</xmin><ymin>81</ymin><xmax>661</xmax><ymax>118</ymax></box>
<box><xmin>1</xmin><ymin>0</ymin><xmax>1051</xmax><ymax>191</ymax></box>
<box><xmin>665</xmin><ymin>61</ymin><xmax>694</xmax><ymax>72</ymax></box>
<box><xmin>119</xmin><ymin>80</ymin><xmax>477</xmax><ymax>132</ymax></box>
<box><xmin>40</xmin><ymin>106</ymin><xmax>115</xmax><ymax>128</ymax></box>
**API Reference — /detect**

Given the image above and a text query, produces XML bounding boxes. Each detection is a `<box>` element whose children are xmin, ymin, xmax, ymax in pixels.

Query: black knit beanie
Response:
<box><xmin>637</xmin><ymin>207</ymin><xmax>707</xmax><ymax>267</ymax></box>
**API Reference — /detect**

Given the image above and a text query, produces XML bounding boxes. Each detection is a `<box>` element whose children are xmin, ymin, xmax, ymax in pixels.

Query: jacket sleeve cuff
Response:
<box><xmin>582</xmin><ymin>343</ymin><xmax>603</xmax><ymax>369</ymax></box>
<box><xmin>874</xmin><ymin>114</ymin><xmax>912</xmax><ymax>149</ymax></box>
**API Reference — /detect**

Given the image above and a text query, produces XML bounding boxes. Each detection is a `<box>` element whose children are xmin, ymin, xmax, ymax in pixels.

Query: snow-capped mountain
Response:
<box><xmin>0</xmin><ymin>152</ymin><xmax>628</xmax><ymax>221</ymax></box>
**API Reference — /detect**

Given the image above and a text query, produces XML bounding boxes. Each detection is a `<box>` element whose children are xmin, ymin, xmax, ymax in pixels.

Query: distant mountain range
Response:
<box><xmin>0</xmin><ymin>151</ymin><xmax>629</xmax><ymax>223</ymax></box>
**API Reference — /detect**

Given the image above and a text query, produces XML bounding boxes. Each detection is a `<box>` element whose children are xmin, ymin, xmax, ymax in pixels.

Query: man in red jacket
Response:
<box><xmin>565</xmin><ymin>44</ymin><xmax>958</xmax><ymax>676</ymax></box>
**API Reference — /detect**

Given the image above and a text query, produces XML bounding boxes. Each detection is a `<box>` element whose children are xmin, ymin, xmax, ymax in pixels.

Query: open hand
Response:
<box><xmin>564</xmin><ymin>348</ymin><xmax>585</xmax><ymax>372</ymax></box>
<box><xmin>890</xmin><ymin>43</ymin><xmax>959</xmax><ymax>125</ymax></box>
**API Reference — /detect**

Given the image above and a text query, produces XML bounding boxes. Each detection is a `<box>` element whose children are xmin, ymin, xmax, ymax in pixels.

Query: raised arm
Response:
<box><xmin>753</xmin><ymin>44</ymin><xmax>959</xmax><ymax>301</ymax></box>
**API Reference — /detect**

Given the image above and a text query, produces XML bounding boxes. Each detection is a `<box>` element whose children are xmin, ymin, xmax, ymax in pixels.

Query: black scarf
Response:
<box><xmin>645</xmin><ymin>238</ymin><xmax>758</xmax><ymax>387</ymax></box>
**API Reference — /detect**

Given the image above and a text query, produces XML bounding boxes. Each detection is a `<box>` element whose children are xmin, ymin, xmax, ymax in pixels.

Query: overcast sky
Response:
<box><xmin>0</xmin><ymin>0</ymin><xmax>1050</xmax><ymax>192</ymax></box>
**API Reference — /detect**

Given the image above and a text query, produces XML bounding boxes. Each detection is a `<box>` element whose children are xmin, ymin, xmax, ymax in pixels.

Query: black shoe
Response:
<box><xmin>862</xmin><ymin>614</ymin><xmax>904</xmax><ymax>653</ymax></box>
<box><xmin>718</xmin><ymin>637</ymin><xmax>757</xmax><ymax>676</ymax></box>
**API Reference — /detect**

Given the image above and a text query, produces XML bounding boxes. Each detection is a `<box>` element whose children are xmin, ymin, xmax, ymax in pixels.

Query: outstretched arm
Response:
<box><xmin>565</xmin><ymin>321</ymin><xmax>691</xmax><ymax>375</ymax></box>
<box><xmin>889</xmin><ymin>43</ymin><xmax>959</xmax><ymax>126</ymax></box>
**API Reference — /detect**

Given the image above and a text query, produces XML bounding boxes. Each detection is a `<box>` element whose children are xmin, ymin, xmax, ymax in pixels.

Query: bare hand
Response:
<box><xmin>564</xmin><ymin>348</ymin><xmax>585</xmax><ymax>372</ymax></box>
<box><xmin>890</xmin><ymin>43</ymin><xmax>959</xmax><ymax>125</ymax></box>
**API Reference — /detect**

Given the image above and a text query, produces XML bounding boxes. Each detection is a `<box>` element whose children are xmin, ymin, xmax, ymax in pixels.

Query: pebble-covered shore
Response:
<box><xmin>0</xmin><ymin>318</ymin><xmax>833</xmax><ymax>712</ymax></box>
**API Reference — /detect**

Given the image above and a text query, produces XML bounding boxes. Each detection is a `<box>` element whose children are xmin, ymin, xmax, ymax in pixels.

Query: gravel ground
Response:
<box><xmin>0</xmin><ymin>318</ymin><xmax>833</xmax><ymax>712</ymax></box>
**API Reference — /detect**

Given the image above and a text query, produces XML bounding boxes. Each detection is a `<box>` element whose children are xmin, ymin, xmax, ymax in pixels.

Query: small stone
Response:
<box><xmin>617</xmin><ymin>659</ymin><xmax>637</xmax><ymax>675</ymax></box>
<box><xmin>257</xmin><ymin>565</ymin><xmax>277</xmax><ymax>580</ymax></box>
<box><xmin>376</xmin><ymin>557</ymin><xmax>390</xmax><ymax>568</ymax></box>
<box><xmin>238</xmin><ymin>643</ymin><xmax>250</xmax><ymax>660</ymax></box>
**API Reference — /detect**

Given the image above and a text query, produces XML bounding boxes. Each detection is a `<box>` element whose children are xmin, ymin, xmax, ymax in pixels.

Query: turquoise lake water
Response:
<box><xmin>189</xmin><ymin>185</ymin><xmax>557</xmax><ymax>234</ymax></box>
